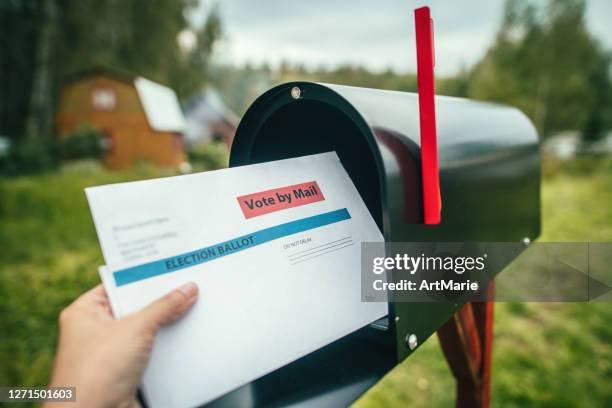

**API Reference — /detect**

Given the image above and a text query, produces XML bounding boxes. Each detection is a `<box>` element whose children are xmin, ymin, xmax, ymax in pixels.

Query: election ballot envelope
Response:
<box><xmin>86</xmin><ymin>152</ymin><xmax>387</xmax><ymax>408</ymax></box>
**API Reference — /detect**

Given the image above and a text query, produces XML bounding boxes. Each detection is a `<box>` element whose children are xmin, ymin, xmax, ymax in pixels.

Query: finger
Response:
<box><xmin>129</xmin><ymin>396</ymin><xmax>142</xmax><ymax>408</ymax></box>
<box><xmin>134</xmin><ymin>282</ymin><xmax>198</xmax><ymax>331</ymax></box>
<box><xmin>87</xmin><ymin>284</ymin><xmax>106</xmax><ymax>297</ymax></box>
<box><xmin>85</xmin><ymin>286</ymin><xmax>111</xmax><ymax>307</ymax></box>
<box><xmin>71</xmin><ymin>284</ymin><xmax>107</xmax><ymax>308</ymax></box>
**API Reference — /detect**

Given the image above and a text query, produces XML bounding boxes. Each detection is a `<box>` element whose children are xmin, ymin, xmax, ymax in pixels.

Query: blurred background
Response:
<box><xmin>0</xmin><ymin>0</ymin><xmax>610</xmax><ymax>406</ymax></box>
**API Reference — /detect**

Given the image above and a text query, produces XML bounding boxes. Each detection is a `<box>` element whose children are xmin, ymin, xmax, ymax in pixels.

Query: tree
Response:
<box><xmin>25</xmin><ymin>0</ymin><xmax>57</xmax><ymax>142</ymax></box>
<box><xmin>468</xmin><ymin>0</ymin><xmax>612</xmax><ymax>140</ymax></box>
<box><xmin>0</xmin><ymin>0</ymin><xmax>45</xmax><ymax>140</ymax></box>
<box><xmin>169</xmin><ymin>6</ymin><xmax>222</xmax><ymax>99</ymax></box>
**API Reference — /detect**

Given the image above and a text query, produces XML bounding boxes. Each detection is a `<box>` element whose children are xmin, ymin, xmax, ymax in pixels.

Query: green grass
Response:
<box><xmin>0</xmin><ymin>164</ymin><xmax>176</xmax><ymax>388</ymax></box>
<box><xmin>0</xmin><ymin>157</ymin><xmax>611</xmax><ymax>407</ymax></box>
<box><xmin>355</xmin><ymin>156</ymin><xmax>612</xmax><ymax>407</ymax></box>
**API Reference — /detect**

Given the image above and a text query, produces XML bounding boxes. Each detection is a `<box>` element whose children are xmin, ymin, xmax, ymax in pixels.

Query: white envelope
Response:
<box><xmin>86</xmin><ymin>152</ymin><xmax>387</xmax><ymax>408</ymax></box>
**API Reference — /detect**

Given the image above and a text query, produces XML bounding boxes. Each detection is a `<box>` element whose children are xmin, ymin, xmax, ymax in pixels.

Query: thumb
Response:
<box><xmin>135</xmin><ymin>282</ymin><xmax>199</xmax><ymax>331</ymax></box>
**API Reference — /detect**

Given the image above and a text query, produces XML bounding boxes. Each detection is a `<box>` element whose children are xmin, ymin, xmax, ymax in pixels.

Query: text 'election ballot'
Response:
<box><xmin>86</xmin><ymin>152</ymin><xmax>387</xmax><ymax>408</ymax></box>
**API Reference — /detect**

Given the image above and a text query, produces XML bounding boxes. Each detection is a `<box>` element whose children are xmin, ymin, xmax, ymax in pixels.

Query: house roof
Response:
<box><xmin>134</xmin><ymin>77</ymin><xmax>185</xmax><ymax>133</ymax></box>
<box><xmin>184</xmin><ymin>89</ymin><xmax>240</xmax><ymax>143</ymax></box>
<box><xmin>64</xmin><ymin>65</ymin><xmax>137</xmax><ymax>84</ymax></box>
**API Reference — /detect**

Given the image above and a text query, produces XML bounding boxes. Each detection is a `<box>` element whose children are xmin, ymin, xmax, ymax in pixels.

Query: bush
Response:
<box><xmin>0</xmin><ymin>138</ymin><xmax>57</xmax><ymax>177</ymax></box>
<box><xmin>542</xmin><ymin>155</ymin><xmax>612</xmax><ymax>179</ymax></box>
<box><xmin>187</xmin><ymin>142</ymin><xmax>229</xmax><ymax>171</ymax></box>
<box><xmin>57</xmin><ymin>125</ymin><xmax>107</xmax><ymax>161</ymax></box>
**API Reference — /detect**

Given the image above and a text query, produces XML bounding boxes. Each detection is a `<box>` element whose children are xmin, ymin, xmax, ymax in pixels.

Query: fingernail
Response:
<box><xmin>178</xmin><ymin>282</ymin><xmax>198</xmax><ymax>300</ymax></box>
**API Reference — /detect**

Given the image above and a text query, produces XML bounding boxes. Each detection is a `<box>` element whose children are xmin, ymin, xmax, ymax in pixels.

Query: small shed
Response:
<box><xmin>586</xmin><ymin>131</ymin><xmax>612</xmax><ymax>155</ymax></box>
<box><xmin>56</xmin><ymin>67</ymin><xmax>186</xmax><ymax>169</ymax></box>
<box><xmin>183</xmin><ymin>89</ymin><xmax>239</xmax><ymax>148</ymax></box>
<box><xmin>542</xmin><ymin>131</ymin><xmax>580</xmax><ymax>160</ymax></box>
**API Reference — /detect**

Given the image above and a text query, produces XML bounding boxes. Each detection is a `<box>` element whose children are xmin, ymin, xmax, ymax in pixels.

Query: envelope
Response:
<box><xmin>86</xmin><ymin>152</ymin><xmax>387</xmax><ymax>408</ymax></box>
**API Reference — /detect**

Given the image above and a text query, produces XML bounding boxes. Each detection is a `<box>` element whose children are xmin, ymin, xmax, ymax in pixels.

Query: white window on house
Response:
<box><xmin>92</xmin><ymin>88</ymin><xmax>116</xmax><ymax>111</ymax></box>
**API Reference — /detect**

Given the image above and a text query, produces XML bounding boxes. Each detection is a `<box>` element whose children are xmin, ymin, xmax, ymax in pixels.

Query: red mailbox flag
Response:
<box><xmin>415</xmin><ymin>6</ymin><xmax>441</xmax><ymax>225</ymax></box>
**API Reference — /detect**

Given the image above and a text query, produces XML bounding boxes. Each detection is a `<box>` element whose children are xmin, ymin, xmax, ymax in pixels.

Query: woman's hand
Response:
<box><xmin>45</xmin><ymin>282</ymin><xmax>198</xmax><ymax>408</ymax></box>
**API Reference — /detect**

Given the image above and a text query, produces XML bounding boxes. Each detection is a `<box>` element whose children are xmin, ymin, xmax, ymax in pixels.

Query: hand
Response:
<box><xmin>45</xmin><ymin>282</ymin><xmax>199</xmax><ymax>408</ymax></box>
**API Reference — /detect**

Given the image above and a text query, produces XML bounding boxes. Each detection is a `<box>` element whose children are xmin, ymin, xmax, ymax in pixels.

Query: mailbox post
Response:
<box><xmin>217</xmin><ymin>80</ymin><xmax>540</xmax><ymax>407</ymax></box>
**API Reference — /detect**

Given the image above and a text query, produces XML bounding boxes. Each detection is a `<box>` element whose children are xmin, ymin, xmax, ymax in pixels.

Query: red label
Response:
<box><xmin>237</xmin><ymin>181</ymin><xmax>325</xmax><ymax>219</ymax></box>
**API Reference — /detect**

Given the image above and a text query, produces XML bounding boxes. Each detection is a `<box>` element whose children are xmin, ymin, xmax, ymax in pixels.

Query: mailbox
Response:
<box><xmin>212</xmin><ymin>81</ymin><xmax>540</xmax><ymax>407</ymax></box>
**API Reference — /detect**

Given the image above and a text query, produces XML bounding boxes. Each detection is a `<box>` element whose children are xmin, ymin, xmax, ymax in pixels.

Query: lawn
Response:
<box><xmin>0</xmin><ymin>157</ymin><xmax>611</xmax><ymax>407</ymax></box>
<box><xmin>355</xmin><ymin>157</ymin><xmax>612</xmax><ymax>407</ymax></box>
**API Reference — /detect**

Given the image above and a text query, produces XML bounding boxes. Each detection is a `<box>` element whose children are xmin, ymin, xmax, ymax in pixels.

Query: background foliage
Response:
<box><xmin>468</xmin><ymin>0</ymin><xmax>612</xmax><ymax>140</ymax></box>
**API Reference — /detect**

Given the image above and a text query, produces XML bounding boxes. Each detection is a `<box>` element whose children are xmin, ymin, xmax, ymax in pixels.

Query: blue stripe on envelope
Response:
<box><xmin>113</xmin><ymin>208</ymin><xmax>352</xmax><ymax>287</ymax></box>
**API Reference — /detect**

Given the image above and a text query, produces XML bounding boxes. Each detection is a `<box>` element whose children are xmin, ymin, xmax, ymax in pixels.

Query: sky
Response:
<box><xmin>191</xmin><ymin>0</ymin><xmax>612</xmax><ymax>76</ymax></box>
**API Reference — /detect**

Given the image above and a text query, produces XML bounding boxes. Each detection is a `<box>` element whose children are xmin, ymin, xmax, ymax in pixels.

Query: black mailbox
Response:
<box><xmin>212</xmin><ymin>81</ymin><xmax>540</xmax><ymax>407</ymax></box>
